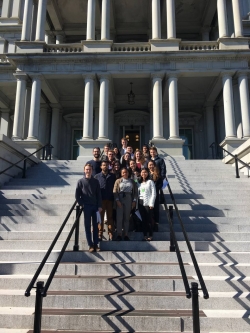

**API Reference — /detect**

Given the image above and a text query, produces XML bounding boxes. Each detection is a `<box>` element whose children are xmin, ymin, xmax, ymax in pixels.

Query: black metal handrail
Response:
<box><xmin>0</xmin><ymin>143</ymin><xmax>53</xmax><ymax>179</ymax></box>
<box><xmin>210</xmin><ymin>142</ymin><xmax>250</xmax><ymax>178</ymax></box>
<box><xmin>161</xmin><ymin>178</ymin><xmax>209</xmax><ymax>333</ymax></box>
<box><xmin>25</xmin><ymin>201</ymin><xmax>83</xmax><ymax>333</ymax></box>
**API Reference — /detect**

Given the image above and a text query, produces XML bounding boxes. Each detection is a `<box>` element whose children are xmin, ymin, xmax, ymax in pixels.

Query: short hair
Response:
<box><xmin>108</xmin><ymin>150</ymin><xmax>114</xmax><ymax>154</ymax></box>
<box><xmin>121</xmin><ymin>137</ymin><xmax>127</xmax><ymax>141</ymax></box>
<box><xmin>104</xmin><ymin>144</ymin><xmax>109</xmax><ymax>149</ymax></box>
<box><xmin>84</xmin><ymin>163</ymin><xmax>93</xmax><ymax>169</ymax></box>
<box><xmin>121</xmin><ymin>167</ymin><xmax>129</xmax><ymax>174</ymax></box>
<box><xmin>150</xmin><ymin>147</ymin><xmax>158</xmax><ymax>152</ymax></box>
<box><xmin>101</xmin><ymin>161</ymin><xmax>108</xmax><ymax>166</ymax></box>
<box><xmin>93</xmin><ymin>147</ymin><xmax>100</xmax><ymax>152</ymax></box>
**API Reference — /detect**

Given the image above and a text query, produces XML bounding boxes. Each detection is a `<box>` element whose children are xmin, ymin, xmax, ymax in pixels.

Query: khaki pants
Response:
<box><xmin>116</xmin><ymin>193</ymin><xmax>132</xmax><ymax>235</ymax></box>
<box><xmin>98</xmin><ymin>200</ymin><xmax>114</xmax><ymax>235</ymax></box>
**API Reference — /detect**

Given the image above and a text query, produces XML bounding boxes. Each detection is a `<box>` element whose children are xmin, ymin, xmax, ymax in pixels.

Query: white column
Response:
<box><xmin>98</xmin><ymin>74</ymin><xmax>109</xmax><ymax>139</ymax></box>
<box><xmin>205</xmin><ymin>106</ymin><xmax>216</xmax><ymax>153</ymax></box>
<box><xmin>238</xmin><ymin>74</ymin><xmax>250</xmax><ymax>138</ymax></box>
<box><xmin>21</xmin><ymin>0</ymin><xmax>33</xmax><ymax>41</ymax></box>
<box><xmin>11</xmin><ymin>0</ymin><xmax>21</xmax><ymax>18</ymax></box>
<box><xmin>35</xmin><ymin>0</ymin><xmax>47</xmax><ymax>41</ymax></box>
<box><xmin>101</xmin><ymin>0</ymin><xmax>110</xmax><ymax>40</ymax></box>
<box><xmin>56</xmin><ymin>32</ymin><xmax>65</xmax><ymax>44</ymax></box>
<box><xmin>108</xmin><ymin>107</ymin><xmax>114</xmax><ymax>141</ymax></box>
<box><xmin>166</xmin><ymin>0</ymin><xmax>176</xmax><ymax>39</ymax></box>
<box><xmin>12</xmin><ymin>74</ymin><xmax>27</xmax><ymax>140</ymax></box>
<box><xmin>217</xmin><ymin>0</ymin><xmax>229</xmax><ymax>38</ymax></box>
<box><xmin>28</xmin><ymin>75</ymin><xmax>42</xmax><ymax>140</ymax></box>
<box><xmin>23</xmin><ymin>84</ymin><xmax>31</xmax><ymax>139</ymax></box>
<box><xmin>1</xmin><ymin>0</ymin><xmax>10</xmax><ymax>17</ymax></box>
<box><xmin>0</xmin><ymin>109</ymin><xmax>10</xmax><ymax>136</ymax></box>
<box><xmin>86</xmin><ymin>0</ymin><xmax>96</xmax><ymax>40</ymax></box>
<box><xmin>232</xmin><ymin>0</ymin><xmax>244</xmax><ymax>37</ymax></box>
<box><xmin>168</xmin><ymin>75</ymin><xmax>179</xmax><ymax>139</ymax></box>
<box><xmin>83</xmin><ymin>75</ymin><xmax>95</xmax><ymax>139</ymax></box>
<box><xmin>152</xmin><ymin>0</ymin><xmax>161</xmax><ymax>39</ymax></box>
<box><xmin>50</xmin><ymin>105</ymin><xmax>61</xmax><ymax>158</ymax></box>
<box><xmin>222</xmin><ymin>73</ymin><xmax>236</xmax><ymax>138</ymax></box>
<box><xmin>39</xmin><ymin>104</ymin><xmax>48</xmax><ymax>144</ymax></box>
<box><xmin>152</xmin><ymin>74</ymin><xmax>164</xmax><ymax>139</ymax></box>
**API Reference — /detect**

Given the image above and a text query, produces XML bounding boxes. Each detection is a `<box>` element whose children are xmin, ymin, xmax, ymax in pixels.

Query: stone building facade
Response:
<box><xmin>0</xmin><ymin>0</ymin><xmax>249</xmax><ymax>159</ymax></box>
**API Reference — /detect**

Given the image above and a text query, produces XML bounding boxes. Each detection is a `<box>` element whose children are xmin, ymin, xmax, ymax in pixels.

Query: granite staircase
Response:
<box><xmin>0</xmin><ymin>158</ymin><xmax>249</xmax><ymax>332</ymax></box>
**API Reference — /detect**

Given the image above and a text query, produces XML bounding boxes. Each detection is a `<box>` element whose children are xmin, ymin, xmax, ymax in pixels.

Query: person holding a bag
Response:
<box><xmin>148</xmin><ymin>160</ymin><xmax>163</xmax><ymax>231</ymax></box>
<box><xmin>113</xmin><ymin>168</ymin><xmax>138</xmax><ymax>241</ymax></box>
<box><xmin>138</xmin><ymin>168</ymin><xmax>156</xmax><ymax>241</ymax></box>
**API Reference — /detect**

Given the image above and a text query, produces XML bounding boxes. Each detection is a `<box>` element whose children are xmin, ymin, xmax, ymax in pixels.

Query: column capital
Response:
<box><xmin>13</xmin><ymin>73</ymin><xmax>28</xmax><ymax>81</ymax></box>
<box><xmin>50</xmin><ymin>103</ymin><xmax>62</xmax><ymax>110</ymax></box>
<box><xmin>167</xmin><ymin>72</ymin><xmax>180</xmax><ymax>80</ymax></box>
<box><xmin>28</xmin><ymin>73</ymin><xmax>44</xmax><ymax>81</ymax></box>
<box><xmin>151</xmin><ymin>72</ymin><xmax>165</xmax><ymax>80</ymax></box>
<box><xmin>97</xmin><ymin>73</ymin><xmax>111</xmax><ymax>81</ymax></box>
<box><xmin>82</xmin><ymin>73</ymin><xmax>96</xmax><ymax>81</ymax></box>
<box><xmin>221</xmin><ymin>71</ymin><xmax>235</xmax><ymax>79</ymax></box>
<box><xmin>236</xmin><ymin>71</ymin><xmax>250</xmax><ymax>79</ymax></box>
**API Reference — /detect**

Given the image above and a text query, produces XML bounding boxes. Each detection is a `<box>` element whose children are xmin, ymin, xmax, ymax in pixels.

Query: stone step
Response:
<box><xmin>1</xmin><ymin>250</ymin><xmax>250</xmax><ymax>264</ymax></box>
<box><xmin>1</xmin><ymin>290</ymin><xmax>250</xmax><ymax>311</ymax></box>
<box><xmin>0</xmin><ymin>239</ymin><xmax>250</xmax><ymax>252</ymax></box>
<box><xmin>0</xmin><ymin>308</ymin><xmax>250</xmax><ymax>331</ymax></box>
<box><xmin>0</xmin><ymin>261</ymin><xmax>249</xmax><ymax>277</ymax></box>
<box><xmin>0</xmin><ymin>231</ymin><xmax>250</xmax><ymax>242</ymax></box>
<box><xmin>1</xmin><ymin>275</ymin><xmax>249</xmax><ymax>293</ymax></box>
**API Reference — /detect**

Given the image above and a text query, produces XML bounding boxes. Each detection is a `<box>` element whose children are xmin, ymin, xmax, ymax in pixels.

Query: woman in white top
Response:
<box><xmin>138</xmin><ymin>168</ymin><xmax>156</xmax><ymax>241</ymax></box>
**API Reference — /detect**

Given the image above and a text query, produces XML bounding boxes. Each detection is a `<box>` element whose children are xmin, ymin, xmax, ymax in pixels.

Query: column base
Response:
<box><xmin>151</xmin><ymin>138</ymin><xmax>185</xmax><ymax>158</ymax></box>
<box><xmin>220</xmin><ymin>137</ymin><xmax>247</xmax><ymax>154</ymax></box>
<box><xmin>0</xmin><ymin>18</ymin><xmax>22</xmax><ymax>25</ymax></box>
<box><xmin>15</xmin><ymin>41</ymin><xmax>46</xmax><ymax>53</ymax></box>
<box><xmin>218</xmin><ymin>37</ymin><xmax>249</xmax><ymax>50</ymax></box>
<box><xmin>14</xmin><ymin>139</ymin><xmax>43</xmax><ymax>158</ymax></box>
<box><xmin>77</xmin><ymin>139</ymin><xmax>111</xmax><ymax>159</ymax></box>
<box><xmin>82</xmin><ymin>40</ymin><xmax>112</xmax><ymax>52</ymax></box>
<box><xmin>149</xmin><ymin>39</ymin><xmax>181</xmax><ymax>51</ymax></box>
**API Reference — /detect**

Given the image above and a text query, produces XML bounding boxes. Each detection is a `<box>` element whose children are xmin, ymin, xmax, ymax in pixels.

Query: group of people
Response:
<box><xmin>75</xmin><ymin>138</ymin><xmax>166</xmax><ymax>252</ymax></box>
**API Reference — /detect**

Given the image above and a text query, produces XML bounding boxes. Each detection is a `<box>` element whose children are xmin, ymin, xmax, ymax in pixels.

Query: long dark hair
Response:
<box><xmin>138</xmin><ymin>167</ymin><xmax>150</xmax><ymax>183</ymax></box>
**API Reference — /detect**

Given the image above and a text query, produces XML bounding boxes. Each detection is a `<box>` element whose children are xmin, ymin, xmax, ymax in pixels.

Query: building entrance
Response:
<box><xmin>72</xmin><ymin>129</ymin><xmax>83</xmax><ymax>160</ymax></box>
<box><xmin>180</xmin><ymin>128</ymin><xmax>194</xmax><ymax>159</ymax></box>
<box><xmin>123</xmin><ymin>126</ymin><xmax>142</xmax><ymax>151</ymax></box>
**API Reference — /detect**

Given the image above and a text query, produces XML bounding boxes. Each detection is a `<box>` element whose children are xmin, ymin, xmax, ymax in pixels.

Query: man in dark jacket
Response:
<box><xmin>75</xmin><ymin>163</ymin><xmax>102</xmax><ymax>252</ymax></box>
<box><xmin>95</xmin><ymin>161</ymin><xmax>116</xmax><ymax>241</ymax></box>
<box><xmin>149</xmin><ymin>147</ymin><xmax>167</xmax><ymax>179</ymax></box>
<box><xmin>86</xmin><ymin>147</ymin><xmax>102</xmax><ymax>176</ymax></box>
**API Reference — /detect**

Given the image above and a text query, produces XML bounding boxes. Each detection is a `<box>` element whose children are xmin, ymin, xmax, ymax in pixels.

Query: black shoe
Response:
<box><xmin>124</xmin><ymin>235</ymin><xmax>130</xmax><ymax>241</ymax></box>
<box><xmin>116</xmin><ymin>235</ymin><xmax>122</xmax><ymax>241</ymax></box>
<box><xmin>142</xmin><ymin>236</ymin><xmax>147</xmax><ymax>241</ymax></box>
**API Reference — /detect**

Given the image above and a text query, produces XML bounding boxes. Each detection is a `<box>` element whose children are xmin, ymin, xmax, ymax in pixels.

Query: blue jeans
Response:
<box><xmin>83</xmin><ymin>205</ymin><xmax>98</xmax><ymax>247</ymax></box>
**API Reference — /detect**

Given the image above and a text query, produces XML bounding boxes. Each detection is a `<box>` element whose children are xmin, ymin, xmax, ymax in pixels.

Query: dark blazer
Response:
<box><xmin>94</xmin><ymin>172</ymin><xmax>116</xmax><ymax>201</ymax></box>
<box><xmin>151</xmin><ymin>156</ymin><xmax>167</xmax><ymax>179</ymax></box>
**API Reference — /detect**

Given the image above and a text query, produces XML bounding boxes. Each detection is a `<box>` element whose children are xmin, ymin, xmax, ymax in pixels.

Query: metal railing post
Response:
<box><xmin>33</xmin><ymin>281</ymin><xmax>44</xmax><ymax>333</ymax></box>
<box><xmin>235</xmin><ymin>154</ymin><xmax>240</xmax><ymax>178</ymax></box>
<box><xmin>169</xmin><ymin>205</ymin><xmax>175</xmax><ymax>252</ymax></box>
<box><xmin>22</xmin><ymin>159</ymin><xmax>27</xmax><ymax>178</ymax></box>
<box><xmin>191</xmin><ymin>282</ymin><xmax>200</xmax><ymax>333</ymax></box>
<box><xmin>42</xmin><ymin>146</ymin><xmax>45</xmax><ymax>160</ymax></box>
<box><xmin>73</xmin><ymin>205</ymin><xmax>80</xmax><ymax>251</ymax></box>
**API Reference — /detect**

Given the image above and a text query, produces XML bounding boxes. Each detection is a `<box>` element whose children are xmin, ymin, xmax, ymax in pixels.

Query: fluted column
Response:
<box><xmin>50</xmin><ymin>105</ymin><xmax>61</xmax><ymax>158</ymax></box>
<box><xmin>152</xmin><ymin>73</ymin><xmax>164</xmax><ymax>139</ymax></box>
<box><xmin>168</xmin><ymin>75</ymin><xmax>180</xmax><ymax>139</ymax></box>
<box><xmin>98</xmin><ymin>74</ymin><xmax>109</xmax><ymax>139</ymax></box>
<box><xmin>222</xmin><ymin>73</ymin><xmax>236</xmax><ymax>138</ymax></box>
<box><xmin>23</xmin><ymin>84</ymin><xmax>31</xmax><ymax>139</ymax></box>
<box><xmin>12</xmin><ymin>74</ymin><xmax>27</xmax><ymax>140</ymax></box>
<box><xmin>238</xmin><ymin>73</ymin><xmax>250</xmax><ymax>138</ymax></box>
<box><xmin>152</xmin><ymin>0</ymin><xmax>161</xmax><ymax>39</ymax></box>
<box><xmin>21</xmin><ymin>0</ymin><xmax>33</xmax><ymax>41</ymax></box>
<box><xmin>232</xmin><ymin>0</ymin><xmax>243</xmax><ymax>37</ymax></box>
<box><xmin>83</xmin><ymin>75</ymin><xmax>95</xmax><ymax>139</ymax></box>
<box><xmin>0</xmin><ymin>109</ymin><xmax>10</xmax><ymax>136</ymax></box>
<box><xmin>28</xmin><ymin>75</ymin><xmax>42</xmax><ymax>140</ymax></box>
<box><xmin>1</xmin><ymin>0</ymin><xmax>10</xmax><ymax>17</ymax></box>
<box><xmin>86</xmin><ymin>0</ymin><xmax>96</xmax><ymax>40</ymax></box>
<box><xmin>166</xmin><ymin>0</ymin><xmax>176</xmax><ymax>39</ymax></box>
<box><xmin>217</xmin><ymin>0</ymin><xmax>229</xmax><ymax>38</ymax></box>
<box><xmin>35</xmin><ymin>0</ymin><xmax>47</xmax><ymax>41</ymax></box>
<box><xmin>101</xmin><ymin>0</ymin><xmax>110</xmax><ymax>40</ymax></box>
